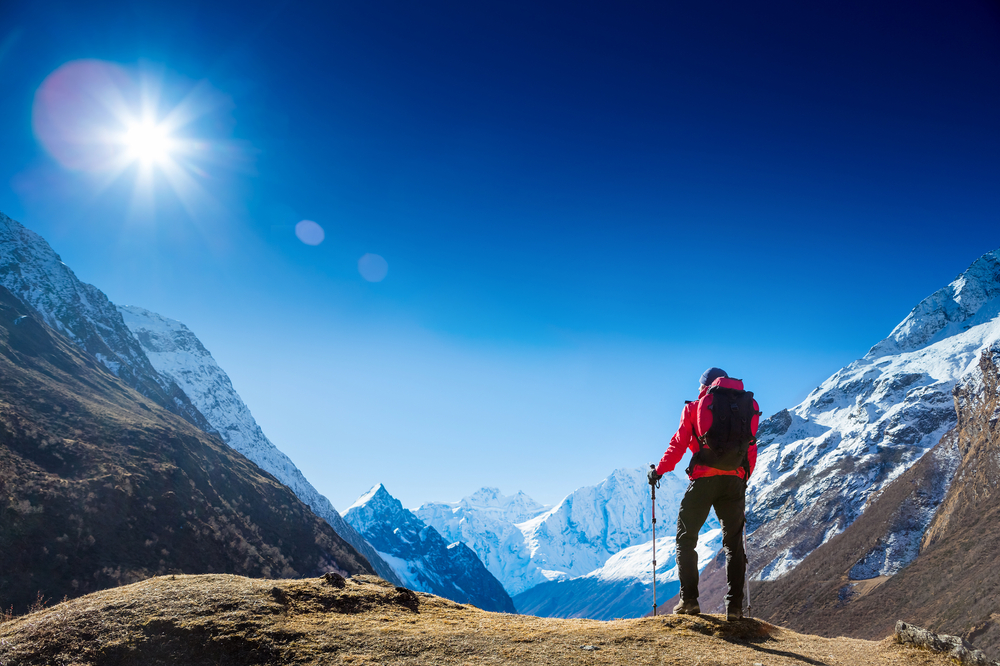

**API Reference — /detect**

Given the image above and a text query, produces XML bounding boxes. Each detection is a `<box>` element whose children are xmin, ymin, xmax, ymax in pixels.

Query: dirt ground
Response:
<box><xmin>0</xmin><ymin>574</ymin><xmax>958</xmax><ymax>666</ymax></box>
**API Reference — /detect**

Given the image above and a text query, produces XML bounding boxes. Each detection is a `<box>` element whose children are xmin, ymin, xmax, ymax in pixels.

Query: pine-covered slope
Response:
<box><xmin>0</xmin><ymin>212</ymin><xmax>210</xmax><ymax>431</ymax></box>
<box><xmin>343</xmin><ymin>485</ymin><xmax>516</xmax><ymax>613</ymax></box>
<box><xmin>0</xmin><ymin>286</ymin><xmax>374</xmax><ymax>612</ymax></box>
<box><xmin>747</xmin><ymin>248</ymin><xmax>1000</xmax><ymax>582</ymax></box>
<box><xmin>116</xmin><ymin>306</ymin><xmax>403</xmax><ymax>587</ymax></box>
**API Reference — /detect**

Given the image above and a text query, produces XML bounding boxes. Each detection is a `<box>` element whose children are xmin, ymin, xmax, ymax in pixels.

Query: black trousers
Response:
<box><xmin>676</xmin><ymin>475</ymin><xmax>746</xmax><ymax>612</ymax></box>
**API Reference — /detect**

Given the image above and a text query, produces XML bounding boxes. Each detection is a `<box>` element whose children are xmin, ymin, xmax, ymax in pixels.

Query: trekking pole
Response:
<box><xmin>649</xmin><ymin>464</ymin><xmax>658</xmax><ymax>617</ymax></box>
<box><xmin>744</xmin><ymin>489</ymin><xmax>752</xmax><ymax>617</ymax></box>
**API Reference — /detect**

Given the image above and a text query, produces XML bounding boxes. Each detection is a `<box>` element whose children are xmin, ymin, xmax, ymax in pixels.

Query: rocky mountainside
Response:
<box><xmin>0</xmin><ymin>212</ymin><xmax>210</xmax><ymax>431</ymax></box>
<box><xmin>116</xmin><ymin>305</ymin><xmax>402</xmax><ymax>586</ymax></box>
<box><xmin>343</xmin><ymin>485</ymin><xmax>515</xmax><ymax>613</ymax></box>
<box><xmin>0</xmin><ymin>286</ymin><xmax>374</xmax><ymax>612</ymax></box>
<box><xmin>747</xmin><ymin>248</ymin><xmax>1000</xmax><ymax>582</ymax></box>
<box><xmin>0</xmin><ymin>211</ymin><xmax>400</xmax><ymax>586</ymax></box>
<box><xmin>744</xmin><ymin>343</ymin><xmax>1000</xmax><ymax>660</ymax></box>
<box><xmin>416</xmin><ymin>468</ymin><xmax>716</xmax><ymax>599</ymax></box>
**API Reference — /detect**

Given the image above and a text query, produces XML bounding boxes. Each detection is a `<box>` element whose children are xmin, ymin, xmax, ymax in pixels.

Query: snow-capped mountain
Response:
<box><xmin>0</xmin><ymin>212</ymin><xmax>209</xmax><ymax>430</ymax></box>
<box><xmin>412</xmin><ymin>487</ymin><xmax>550</xmax><ymax>594</ymax></box>
<box><xmin>116</xmin><ymin>305</ymin><xmax>403</xmax><ymax>587</ymax></box>
<box><xmin>343</xmin><ymin>484</ymin><xmax>516</xmax><ymax>613</ymax></box>
<box><xmin>748</xmin><ymin>248</ymin><xmax>1000</xmax><ymax>581</ymax></box>
<box><xmin>416</xmin><ymin>468</ymin><xmax>720</xmax><ymax>598</ymax></box>
<box><xmin>737</xmin><ymin>342</ymin><xmax>1000</xmax><ymax>657</ymax></box>
<box><xmin>0</xmin><ymin>212</ymin><xmax>400</xmax><ymax>586</ymax></box>
<box><xmin>512</xmin><ymin>528</ymin><xmax>723</xmax><ymax>620</ymax></box>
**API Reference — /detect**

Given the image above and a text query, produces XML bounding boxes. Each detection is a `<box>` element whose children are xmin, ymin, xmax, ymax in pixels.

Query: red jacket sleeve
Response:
<box><xmin>655</xmin><ymin>401</ymin><xmax>698</xmax><ymax>476</ymax></box>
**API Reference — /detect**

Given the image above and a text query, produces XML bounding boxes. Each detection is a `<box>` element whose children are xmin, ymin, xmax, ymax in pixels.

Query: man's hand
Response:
<box><xmin>647</xmin><ymin>467</ymin><xmax>662</xmax><ymax>486</ymax></box>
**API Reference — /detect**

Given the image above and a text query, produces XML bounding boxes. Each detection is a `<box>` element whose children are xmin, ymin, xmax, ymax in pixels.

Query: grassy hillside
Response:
<box><xmin>0</xmin><ymin>573</ymin><xmax>958</xmax><ymax>666</ymax></box>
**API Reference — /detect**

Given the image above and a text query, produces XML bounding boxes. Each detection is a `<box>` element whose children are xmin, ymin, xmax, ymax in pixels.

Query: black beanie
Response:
<box><xmin>700</xmin><ymin>367</ymin><xmax>728</xmax><ymax>386</ymax></box>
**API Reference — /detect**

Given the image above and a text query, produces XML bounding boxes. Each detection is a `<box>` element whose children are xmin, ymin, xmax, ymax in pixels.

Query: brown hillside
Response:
<box><xmin>688</xmin><ymin>346</ymin><xmax>1000</xmax><ymax>659</ymax></box>
<box><xmin>0</xmin><ymin>573</ymin><xmax>959</xmax><ymax>666</ymax></box>
<box><xmin>0</xmin><ymin>286</ymin><xmax>374</xmax><ymax>614</ymax></box>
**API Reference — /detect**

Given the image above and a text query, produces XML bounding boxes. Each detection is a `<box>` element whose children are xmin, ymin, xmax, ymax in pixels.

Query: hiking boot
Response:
<box><xmin>673</xmin><ymin>600</ymin><xmax>700</xmax><ymax>615</ymax></box>
<box><xmin>726</xmin><ymin>608</ymin><xmax>744</xmax><ymax>622</ymax></box>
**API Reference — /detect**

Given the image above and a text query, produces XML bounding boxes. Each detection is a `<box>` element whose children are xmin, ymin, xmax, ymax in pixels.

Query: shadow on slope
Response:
<box><xmin>0</xmin><ymin>287</ymin><xmax>374</xmax><ymax>613</ymax></box>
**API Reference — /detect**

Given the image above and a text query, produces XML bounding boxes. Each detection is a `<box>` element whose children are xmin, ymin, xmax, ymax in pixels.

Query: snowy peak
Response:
<box><xmin>749</xmin><ymin>246</ymin><xmax>1000</xmax><ymax>582</ymax></box>
<box><xmin>118</xmin><ymin>306</ymin><xmax>211</xmax><ymax>356</ymax></box>
<box><xmin>0</xmin><ymin>212</ymin><xmax>210</xmax><ymax>430</ymax></box>
<box><xmin>868</xmin><ymin>248</ymin><xmax>1000</xmax><ymax>359</ymax></box>
<box><xmin>344</xmin><ymin>484</ymin><xmax>516</xmax><ymax>613</ymax></box>
<box><xmin>346</xmin><ymin>484</ymin><xmax>399</xmax><ymax>518</ymax></box>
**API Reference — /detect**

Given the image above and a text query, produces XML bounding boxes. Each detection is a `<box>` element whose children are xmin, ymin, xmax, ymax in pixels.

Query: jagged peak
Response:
<box><xmin>867</xmin><ymin>248</ymin><xmax>1000</xmax><ymax>359</ymax></box>
<box><xmin>346</xmin><ymin>483</ymin><xmax>398</xmax><ymax>513</ymax></box>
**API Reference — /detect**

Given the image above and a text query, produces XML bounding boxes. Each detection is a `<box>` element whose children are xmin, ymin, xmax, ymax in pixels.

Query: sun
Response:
<box><xmin>123</xmin><ymin>120</ymin><xmax>175</xmax><ymax>166</ymax></box>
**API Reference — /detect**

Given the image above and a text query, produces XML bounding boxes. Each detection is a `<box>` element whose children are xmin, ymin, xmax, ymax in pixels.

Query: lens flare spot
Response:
<box><xmin>32</xmin><ymin>59</ymin><xmax>133</xmax><ymax>171</ymax></box>
<box><xmin>358</xmin><ymin>253</ymin><xmax>388</xmax><ymax>282</ymax></box>
<box><xmin>295</xmin><ymin>220</ymin><xmax>325</xmax><ymax>246</ymax></box>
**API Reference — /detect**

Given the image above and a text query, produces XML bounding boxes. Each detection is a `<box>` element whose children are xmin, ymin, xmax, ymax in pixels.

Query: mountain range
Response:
<box><xmin>343</xmin><ymin>484</ymin><xmax>515</xmax><ymax>613</ymax></box>
<box><xmin>5</xmin><ymin>207</ymin><xmax>1000</xmax><ymax>652</ymax></box>
<box><xmin>411</xmin><ymin>467</ymin><xmax>722</xmax><ymax>619</ymax></box>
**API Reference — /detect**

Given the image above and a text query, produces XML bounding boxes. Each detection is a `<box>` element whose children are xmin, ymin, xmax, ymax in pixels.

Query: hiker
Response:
<box><xmin>648</xmin><ymin>367</ymin><xmax>760</xmax><ymax>621</ymax></box>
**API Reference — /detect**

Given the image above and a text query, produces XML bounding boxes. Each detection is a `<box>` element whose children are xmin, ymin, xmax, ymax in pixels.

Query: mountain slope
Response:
<box><xmin>343</xmin><ymin>485</ymin><xmax>515</xmax><ymax>613</ymax></box>
<box><xmin>0</xmin><ymin>286</ymin><xmax>374</xmax><ymax>612</ymax></box>
<box><xmin>0</xmin><ymin>212</ymin><xmax>210</xmax><ymax>431</ymax></box>
<box><xmin>747</xmin><ymin>248</ymin><xmax>1000</xmax><ymax>581</ymax></box>
<box><xmin>747</xmin><ymin>343</ymin><xmax>1000</xmax><ymax>660</ymax></box>
<box><xmin>116</xmin><ymin>305</ymin><xmax>403</xmax><ymax>586</ymax></box>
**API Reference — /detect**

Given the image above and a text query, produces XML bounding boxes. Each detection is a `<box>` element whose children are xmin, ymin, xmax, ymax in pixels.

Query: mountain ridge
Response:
<box><xmin>747</xmin><ymin>248</ymin><xmax>1000</xmax><ymax>583</ymax></box>
<box><xmin>117</xmin><ymin>305</ymin><xmax>403</xmax><ymax>586</ymax></box>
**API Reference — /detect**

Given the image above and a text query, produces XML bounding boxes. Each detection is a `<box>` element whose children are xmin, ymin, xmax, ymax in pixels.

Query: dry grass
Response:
<box><xmin>0</xmin><ymin>574</ymin><xmax>958</xmax><ymax>666</ymax></box>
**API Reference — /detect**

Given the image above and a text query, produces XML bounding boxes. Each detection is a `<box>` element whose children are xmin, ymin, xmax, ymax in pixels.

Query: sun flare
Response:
<box><xmin>123</xmin><ymin>121</ymin><xmax>174</xmax><ymax>165</ymax></box>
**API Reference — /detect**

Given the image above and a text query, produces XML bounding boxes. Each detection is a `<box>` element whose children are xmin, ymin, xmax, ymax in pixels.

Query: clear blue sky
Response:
<box><xmin>1</xmin><ymin>0</ymin><xmax>999</xmax><ymax>511</ymax></box>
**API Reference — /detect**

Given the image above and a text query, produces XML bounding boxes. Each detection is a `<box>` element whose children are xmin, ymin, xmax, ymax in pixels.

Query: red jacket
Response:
<box><xmin>656</xmin><ymin>379</ymin><xmax>759</xmax><ymax>480</ymax></box>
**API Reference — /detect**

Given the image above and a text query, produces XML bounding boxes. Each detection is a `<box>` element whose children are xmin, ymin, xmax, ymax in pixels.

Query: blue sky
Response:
<box><xmin>1</xmin><ymin>0</ymin><xmax>999</xmax><ymax>510</ymax></box>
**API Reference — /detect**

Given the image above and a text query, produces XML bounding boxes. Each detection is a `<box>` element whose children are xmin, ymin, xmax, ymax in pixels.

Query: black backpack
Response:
<box><xmin>690</xmin><ymin>380</ymin><xmax>760</xmax><ymax>472</ymax></box>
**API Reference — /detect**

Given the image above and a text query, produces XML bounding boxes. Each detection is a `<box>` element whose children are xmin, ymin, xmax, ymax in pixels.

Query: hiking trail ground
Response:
<box><xmin>0</xmin><ymin>574</ymin><xmax>958</xmax><ymax>665</ymax></box>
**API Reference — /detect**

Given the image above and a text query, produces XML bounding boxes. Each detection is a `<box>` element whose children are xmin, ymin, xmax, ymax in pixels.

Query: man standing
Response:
<box><xmin>648</xmin><ymin>367</ymin><xmax>759</xmax><ymax>621</ymax></box>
